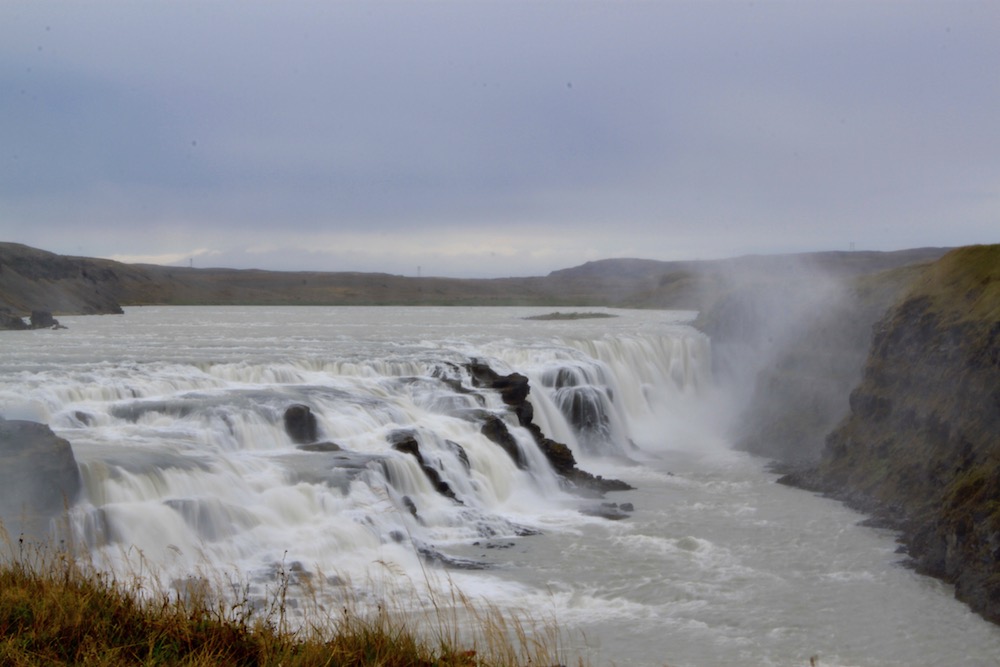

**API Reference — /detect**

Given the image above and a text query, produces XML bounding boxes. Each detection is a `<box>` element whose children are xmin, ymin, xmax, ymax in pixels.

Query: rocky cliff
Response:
<box><xmin>0</xmin><ymin>243</ymin><xmax>134</xmax><ymax>317</ymax></box>
<box><xmin>774</xmin><ymin>245</ymin><xmax>1000</xmax><ymax>622</ymax></box>
<box><xmin>722</xmin><ymin>261</ymin><xmax>931</xmax><ymax>463</ymax></box>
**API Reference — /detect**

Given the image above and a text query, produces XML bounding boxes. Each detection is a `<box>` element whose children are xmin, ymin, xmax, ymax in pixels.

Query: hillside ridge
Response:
<box><xmin>0</xmin><ymin>242</ymin><xmax>949</xmax><ymax>323</ymax></box>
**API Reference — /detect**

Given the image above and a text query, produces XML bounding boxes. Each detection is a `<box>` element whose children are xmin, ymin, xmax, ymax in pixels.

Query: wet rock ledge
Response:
<box><xmin>465</xmin><ymin>360</ymin><xmax>632</xmax><ymax>496</ymax></box>
<box><xmin>0</xmin><ymin>309</ymin><xmax>65</xmax><ymax>330</ymax></box>
<box><xmin>281</xmin><ymin>362</ymin><xmax>633</xmax><ymax>502</ymax></box>
<box><xmin>0</xmin><ymin>416</ymin><xmax>82</xmax><ymax>539</ymax></box>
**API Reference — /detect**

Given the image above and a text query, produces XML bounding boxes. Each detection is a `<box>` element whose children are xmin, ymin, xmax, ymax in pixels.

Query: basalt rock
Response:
<box><xmin>390</xmin><ymin>431</ymin><xmax>459</xmax><ymax>502</ymax></box>
<box><xmin>480</xmin><ymin>415</ymin><xmax>527</xmax><ymax>469</ymax></box>
<box><xmin>0</xmin><ymin>307</ymin><xmax>64</xmax><ymax>330</ymax></box>
<box><xmin>466</xmin><ymin>360</ymin><xmax>633</xmax><ymax>496</ymax></box>
<box><xmin>283</xmin><ymin>404</ymin><xmax>319</xmax><ymax>444</ymax></box>
<box><xmin>297</xmin><ymin>441</ymin><xmax>342</xmax><ymax>452</ymax></box>
<box><xmin>0</xmin><ymin>308</ymin><xmax>28</xmax><ymax>330</ymax></box>
<box><xmin>445</xmin><ymin>439</ymin><xmax>471</xmax><ymax>471</ymax></box>
<box><xmin>0</xmin><ymin>417</ymin><xmax>82</xmax><ymax>539</ymax></box>
<box><xmin>466</xmin><ymin>361</ymin><xmax>530</xmax><ymax>405</ymax></box>
<box><xmin>30</xmin><ymin>310</ymin><xmax>60</xmax><ymax>329</ymax></box>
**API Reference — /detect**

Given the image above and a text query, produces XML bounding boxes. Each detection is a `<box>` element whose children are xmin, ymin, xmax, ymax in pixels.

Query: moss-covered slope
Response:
<box><xmin>805</xmin><ymin>245</ymin><xmax>1000</xmax><ymax>622</ymax></box>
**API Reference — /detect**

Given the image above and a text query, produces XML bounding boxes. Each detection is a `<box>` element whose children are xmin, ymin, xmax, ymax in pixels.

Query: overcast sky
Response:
<box><xmin>1</xmin><ymin>1</ymin><xmax>997</xmax><ymax>278</ymax></box>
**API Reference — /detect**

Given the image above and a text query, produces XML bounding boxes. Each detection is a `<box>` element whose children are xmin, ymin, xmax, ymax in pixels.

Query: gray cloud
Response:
<box><xmin>1</xmin><ymin>1</ymin><xmax>997</xmax><ymax>277</ymax></box>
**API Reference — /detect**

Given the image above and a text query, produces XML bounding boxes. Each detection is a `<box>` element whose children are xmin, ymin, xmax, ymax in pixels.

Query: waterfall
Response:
<box><xmin>0</xmin><ymin>307</ymin><xmax>712</xmax><ymax>605</ymax></box>
<box><xmin>493</xmin><ymin>328</ymin><xmax>712</xmax><ymax>458</ymax></box>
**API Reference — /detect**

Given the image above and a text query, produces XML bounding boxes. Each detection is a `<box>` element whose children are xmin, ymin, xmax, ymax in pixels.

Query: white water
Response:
<box><xmin>2</xmin><ymin>306</ymin><xmax>999</xmax><ymax>666</ymax></box>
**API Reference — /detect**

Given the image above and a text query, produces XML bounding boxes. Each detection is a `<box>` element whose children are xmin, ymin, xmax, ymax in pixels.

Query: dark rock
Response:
<box><xmin>401</xmin><ymin>495</ymin><xmax>418</xmax><ymax>518</ymax></box>
<box><xmin>415</xmin><ymin>544</ymin><xmax>490</xmax><ymax>570</ymax></box>
<box><xmin>0</xmin><ymin>308</ymin><xmax>28</xmax><ymax>330</ymax></box>
<box><xmin>390</xmin><ymin>432</ymin><xmax>459</xmax><ymax>502</ymax></box>
<box><xmin>466</xmin><ymin>360</ymin><xmax>502</xmax><ymax>388</ymax></box>
<box><xmin>480</xmin><ymin>415</ymin><xmax>527</xmax><ymax>469</ymax></box>
<box><xmin>581</xmin><ymin>502</ymin><xmax>630</xmax><ymax>520</ymax></box>
<box><xmin>0</xmin><ymin>418</ymin><xmax>82</xmax><ymax>539</ymax></box>
<box><xmin>467</xmin><ymin>360</ymin><xmax>530</xmax><ymax>405</ymax></box>
<box><xmin>297</xmin><ymin>441</ymin><xmax>342</xmax><ymax>452</ymax></box>
<box><xmin>467</xmin><ymin>359</ymin><xmax>633</xmax><ymax>496</ymax></box>
<box><xmin>445</xmin><ymin>439</ymin><xmax>471</xmax><ymax>471</ymax></box>
<box><xmin>29</xmin><ymin>310</ymin><xmax>60</xmax><ymax>329</ymax></box>
<box><xmin>532</xmin><ymin>431</ymin><xmax>576</xmax><ymax>475</ymax></box>
<box><xmin>73</xmin><ymin>411</ymin><xmax>95</xmax><ymax>426</ymax></box>
<box><xmin>493</xmin><ymin>372</ymin><xmax>530</xmax><ymax>405</ymax></box>
<box><xmin>1</xmin><ymin>306</ymin><xmax>74</xmax><ymax>332</ymax></box>
<box><xmin>283</xmin><ymin>404</ymin><xmax>319</xmax><ymax>444</ymax></box>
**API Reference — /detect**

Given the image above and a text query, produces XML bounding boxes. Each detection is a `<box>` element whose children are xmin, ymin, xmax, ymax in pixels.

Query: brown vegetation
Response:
<box><xmin>0</xmin><ymin>536</ymin><xmax>573</xmax><ymax>667</ymax></box>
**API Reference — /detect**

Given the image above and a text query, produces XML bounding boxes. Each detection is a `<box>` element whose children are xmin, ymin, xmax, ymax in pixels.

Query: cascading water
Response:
<box><xmin>491</xmin><ymin>330</ymin><xmax>712</xmax><ymax>460</ymax></box>
<box><xmin>3</xmin><ymin>306</ymin><xmax>1000</xmax><ymax>667</ymax></box>
<box><xmin>66</xmin><ymin>359</ymin><xmax>572</xmax><ymax>593</ymax></box>
<box><xmin>2</xmin><ymin>307</ymin><xmax>697</xmax><ymax>597</ymax></box>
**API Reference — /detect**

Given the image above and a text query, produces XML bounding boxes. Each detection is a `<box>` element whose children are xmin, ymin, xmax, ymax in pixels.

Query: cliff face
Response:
<box><xmin>726</xmin><ymin>262</ymin><xmax>930</xmax><ymax>463</ymax></box>
<box><xmin>0</xmin><ymin>243</ymin><xmax>131</xmax><ymax>316</ymax></box>
<box><xmin>797</xmin><ymin>246</ymin><xmax>1000</xmax><ymax>622</ymax></box>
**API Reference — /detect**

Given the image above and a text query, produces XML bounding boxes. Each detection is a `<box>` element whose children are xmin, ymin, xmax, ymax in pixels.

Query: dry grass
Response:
<box><xmin>0</xmin><ymin>531</ymin><xmax>576</xmax><ymax>667</ymax></box>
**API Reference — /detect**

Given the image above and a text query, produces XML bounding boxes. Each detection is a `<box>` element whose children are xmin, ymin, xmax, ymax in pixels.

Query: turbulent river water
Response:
<box><xmin>2</xmin><ymin>306</ymin><xmax>999</xmax><ymax>666</ymax></box>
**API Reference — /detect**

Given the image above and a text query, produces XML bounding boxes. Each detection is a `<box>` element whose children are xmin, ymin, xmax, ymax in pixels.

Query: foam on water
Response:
<box><xmin>2</xmin><ymin>306</ymin><xmax>1000</xmax><ymax>666</ymax></box>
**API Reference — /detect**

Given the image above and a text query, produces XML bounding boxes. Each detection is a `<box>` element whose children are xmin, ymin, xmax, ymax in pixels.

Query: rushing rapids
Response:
<box><xmin>3</xmin><ymin>306</ymin><xmax>1000</xmax><ymax>666</ymax></box>
<box><xmin>0</xmin><ymin>307</ymin><xmax>705</xmax><ymax>589</ymax></box>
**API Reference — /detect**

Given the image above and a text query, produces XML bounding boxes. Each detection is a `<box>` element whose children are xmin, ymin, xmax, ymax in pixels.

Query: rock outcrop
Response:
<box><xmin>466</xmin><ymin>360</ymin><xmax>631</xmax><ymax>495</ymax></box>
<box><xmin>30</xmin><ymin>310</ymin><xmax>61</xmax><ymax>329</ymax></box>
<box><xmin>0</xmin><ymin>307</ymin><xmax>63</xmax><ymax>331</ymax></box>
<box><xmin>0</xmin><ymin>243</ymin><xmax>128</xmax><ymax>318</ymax></box>
<box><xmin>389</xmin><ymin>430</ymin><xmax>459</xmax><ymax>502</ymax></box>
<box><xmin>0</xmin><ymin>307</ymin><xmax>29</xmax><ymax>330</ymax></box>
<box><xmin>283</xmin><ymin>404</ymin><xmax>319</xmax><ymax>444</ymax></box>
<box><xmin>782</xmin><ymin>246</ymin><xmax>1000</xmax><ymax>623</ymax></box>
<box><xmin>0</xmin><ymin>417</ymin><xmax>82</xmax><ymax>539</ymax></box>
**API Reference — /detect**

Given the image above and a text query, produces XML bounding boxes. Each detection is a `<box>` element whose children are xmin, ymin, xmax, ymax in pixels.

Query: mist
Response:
<box><xmin>693</xmin><ymin>252</ymin><xmax>924</xmax><ymax>464</ymax></box>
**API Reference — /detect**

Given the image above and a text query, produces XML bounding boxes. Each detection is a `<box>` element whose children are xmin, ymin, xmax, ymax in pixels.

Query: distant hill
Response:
<box><xmin>0</xmin><ymin>241</ymin><xmax>949</xmax><ymax>324</ymax></box>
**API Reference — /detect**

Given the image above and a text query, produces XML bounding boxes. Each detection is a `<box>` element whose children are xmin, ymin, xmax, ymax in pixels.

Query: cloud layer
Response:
<box><xmin>2</xmin><ymin>1</ymin><xmax>997</xmax><ymax>277</ymax></box>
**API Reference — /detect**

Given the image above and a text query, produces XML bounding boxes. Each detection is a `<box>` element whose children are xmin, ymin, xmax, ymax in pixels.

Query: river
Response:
<box><xmin>1</xmin><ymin>306</ymin><xmax>998</xmax><ymax>666</ymax></box>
